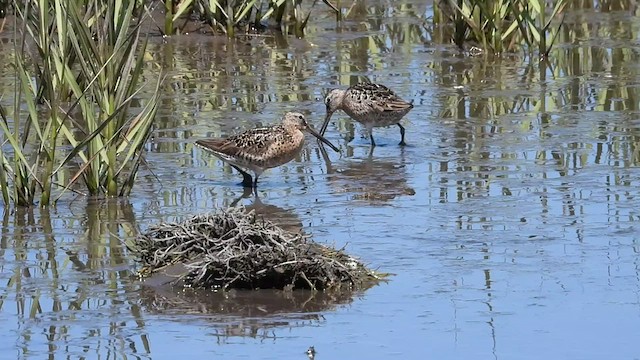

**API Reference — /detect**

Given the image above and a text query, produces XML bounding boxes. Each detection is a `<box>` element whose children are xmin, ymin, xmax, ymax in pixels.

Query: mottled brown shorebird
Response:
<box><xmin>321</xmin><ymin>83</ymin><xmax>413</xmax><ymax>146</ymax></box>
<box><xmin>196</xmin><ymin>112</ymin><xmax>340</xmax><ymax>188</ymax></box>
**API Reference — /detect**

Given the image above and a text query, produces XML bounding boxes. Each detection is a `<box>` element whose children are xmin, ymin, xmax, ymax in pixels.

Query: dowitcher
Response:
<box><xmin>196</xmin><ymin>112</ymin><xmax>340</xmax><ymax>188</ymax></box>
<box><xmin>321</xmin><ymin>82</ymin><xmax>413</xmax><ymax>146</ymax></box>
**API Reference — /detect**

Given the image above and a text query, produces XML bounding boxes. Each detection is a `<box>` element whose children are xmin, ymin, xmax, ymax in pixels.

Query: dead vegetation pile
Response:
<box><xmin>131</xmin><ymin>207</ymin><xmax>385</xmax><ymax>290</ymax></box>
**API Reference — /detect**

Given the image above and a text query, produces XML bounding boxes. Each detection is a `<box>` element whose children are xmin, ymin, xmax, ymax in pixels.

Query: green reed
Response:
<box><xmin>163</xmin><ymin>0</ymin><xmax>339</xmax><ymax>37</ymax></box>
<box><xmin>0</xmin><ymin>0</ymin><xmax>161</xmax><ymax>207</ymax></box>
<box><xmin>435</xmin><ymin>0</ymin><xmax>567</xmax><ymax>57</ymax></box>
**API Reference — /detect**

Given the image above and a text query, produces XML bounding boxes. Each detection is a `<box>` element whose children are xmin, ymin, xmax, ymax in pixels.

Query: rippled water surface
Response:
<box><xmin>2</xmin><ymin>1</ymin><xmax>640</xmax><ymax>359</ymax></box>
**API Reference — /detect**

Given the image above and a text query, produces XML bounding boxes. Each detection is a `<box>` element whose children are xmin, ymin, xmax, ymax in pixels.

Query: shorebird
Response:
<box><xmin>196</xmin><ymin>112</ymin><xmax>340</xmax><ymax>189</ymax></box>
<box><xmin>321</xmin><ymin>82</ymin><xmax>413</xmax><ymax>146</ymax></box>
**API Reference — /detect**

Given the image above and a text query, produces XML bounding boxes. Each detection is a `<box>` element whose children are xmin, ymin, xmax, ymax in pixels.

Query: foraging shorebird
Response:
<box><xmin>196</xmin><ymin>112</ymin><xmax>340</xmax><ymax>189</ymax></box>
<box><xmin>321</xmin><ymin>82</ymin><xmax>413</xmax><ymax>146</ymax></box>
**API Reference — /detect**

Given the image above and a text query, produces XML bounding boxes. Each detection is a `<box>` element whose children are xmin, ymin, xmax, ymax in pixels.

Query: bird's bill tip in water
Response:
<box><xmin>307</xmin><ymin>127</ymin><xmax>340</xmax><ymax>153</ymax></box>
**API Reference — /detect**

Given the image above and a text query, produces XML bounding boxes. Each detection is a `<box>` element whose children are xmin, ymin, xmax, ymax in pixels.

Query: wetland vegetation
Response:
<box><xmin>0</xmin><ymin>0</ymin><xmax>579</xmax><ymax>207</ymax></box>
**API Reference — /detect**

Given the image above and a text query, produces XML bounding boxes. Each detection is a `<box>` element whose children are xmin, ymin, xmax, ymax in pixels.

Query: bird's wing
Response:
<box><xmin>197</xmin><ymin>126</ymin><xmax>284</xmax><ymax>159</ymax></box>
<box><xmin>352</xmin><ymin>83</ymin><xmax>413</xmax><ymax>113</ymax></box>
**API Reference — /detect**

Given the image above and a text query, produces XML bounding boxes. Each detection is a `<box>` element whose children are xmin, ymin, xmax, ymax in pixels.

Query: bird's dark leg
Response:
<box><xmin>397</xmin><ymin>123</ymin><xmax>406</xmax><ymax>146</ymax></box>
<box><xmin>367</xmin><ymin>144</ymin><xmax>375</xmax><ymax>157</ymax></box>
<box><xmin>231</xmin><ymin>165</ymin><xmax>254</xmax><ymax>188</ymax></box>
<box><xmin>253</xmin><ymin>175</ymin><xmax>259</xmax><ymax>189</ymax></box>
<box><xmin>367</xmin><ymin>126</ymin><xmax>376</xmax><ymax>147</ymax></box>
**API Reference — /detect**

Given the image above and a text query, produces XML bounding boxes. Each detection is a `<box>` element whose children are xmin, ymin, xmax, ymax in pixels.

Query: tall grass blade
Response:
<box><xmin>0</xmin><ymin>107</ymin><xmax>35</xmax><ymax>181</ymax></box>
<box><xmin>172</xmin><ymin>0</ymin><xmax>194</xmax><ymax>22</ymax></box>
<box><xmin>3</xmin><ymin>0</ymin><xmax>162</xmax><ymax>206</ymax></box>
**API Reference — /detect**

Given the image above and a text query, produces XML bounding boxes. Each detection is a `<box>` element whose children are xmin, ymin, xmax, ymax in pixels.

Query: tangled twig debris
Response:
<box><xmin>130</xmin><ymin>207</ymin><xmax>386</xmax><ymax>290</ymax></box>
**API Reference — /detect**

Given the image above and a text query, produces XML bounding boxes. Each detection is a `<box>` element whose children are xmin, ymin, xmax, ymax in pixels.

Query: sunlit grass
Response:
<box><xmin>435</xmin><ymin>0</ymin><xmax>567</xmax><ymax>57</ymax></box>
<box><xmin>0</xmin><ymin>0</ymin><xmax>162</xmax><ymax>207</ymax></box>
<box><xmin>163</xmin><ymin>0</ymin><xmax>339</xmax><ymax>38</ymax></box>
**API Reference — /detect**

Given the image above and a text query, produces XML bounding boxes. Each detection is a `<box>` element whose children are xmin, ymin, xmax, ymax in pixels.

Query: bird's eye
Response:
<box><xmin>324</xmin><ymin>97</ymin><xmax>331</xmax><ymax>105</ymax></box>
<box><xmin>298</xmin><ymin>115</ymin><xmax>304</xmax><ymax>120</ymax></box>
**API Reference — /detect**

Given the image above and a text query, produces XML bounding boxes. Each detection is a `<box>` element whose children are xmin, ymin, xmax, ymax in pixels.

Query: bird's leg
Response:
<box><xmin>367</xmin><ymin>144</ymin><xmax>375</xmax><ymax>157</ymax></box>
<box><xmin>367</xmin><ymin>125</ymin><xmax>376</xmax><ymax>147</ymax></box>
<box><xmin>397</xmin><ymin>123</ymin><xmax>406</xmax><ymax>146</ymax></box>
<box><xmin>231</xmin><ymin>165</ymin><xmax>254</xmax><ymax>188</ymax></box>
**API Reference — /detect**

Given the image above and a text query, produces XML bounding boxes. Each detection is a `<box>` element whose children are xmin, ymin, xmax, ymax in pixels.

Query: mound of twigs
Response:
<box><xmin>131</xmin><ymin>207</ymin><xmax>385</xmax><ymax>290</ymax></box>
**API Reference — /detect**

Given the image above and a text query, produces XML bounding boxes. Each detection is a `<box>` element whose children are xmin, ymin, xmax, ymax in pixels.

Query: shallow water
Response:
<box><xmin>2</xmin><ymin>1</ymin><xmax>640</xmax><ymax>359</ymax></box>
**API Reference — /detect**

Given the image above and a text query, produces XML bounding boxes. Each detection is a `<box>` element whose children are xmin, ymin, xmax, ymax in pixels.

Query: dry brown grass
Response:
<box><xmin>131</xmin><ymin>207</ymin><xmax>386</xmax><ymax>290</ymax></box>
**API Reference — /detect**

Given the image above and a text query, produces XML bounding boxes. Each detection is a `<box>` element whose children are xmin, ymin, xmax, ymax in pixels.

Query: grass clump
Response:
<box><xmin>435</xmin><ymin>0</ymin><xmax>567</xmax><ymax>57</ymax></box>
<box><xmin>163</xmin><ymin>0</ymin><xmax>340</xmax><ymax>38</ymax></box>
<box><xmin>0</xmin><ymin>0</ymin><xmax>161</xmax><ymax>207</ymax></box>
<box><xmin>131</xmin><ymin>207</ymin><xmax>385</xmax><ymax>291</ymax></box>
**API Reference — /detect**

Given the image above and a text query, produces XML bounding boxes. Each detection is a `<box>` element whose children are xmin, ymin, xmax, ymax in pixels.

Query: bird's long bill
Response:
<box><xmin>307</xmin><ymin>126</ymin><xmax>340</xmax><ymax>153</ymax></box>
<box><xmin>320</xmin><ymin>111</ymin><xmax>333</xmax><ymax>136</ymax></box>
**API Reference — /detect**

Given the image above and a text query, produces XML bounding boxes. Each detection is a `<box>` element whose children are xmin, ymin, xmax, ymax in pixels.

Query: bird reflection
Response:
<box><xmin>229</xmin><ymin>187</ymin><xmax>304</xmax><ymax>234</ymax></box>
<box><xmin>319</xmin><ymin>145</ymin><xmax>416</xmax><ymax>203</ymax></box>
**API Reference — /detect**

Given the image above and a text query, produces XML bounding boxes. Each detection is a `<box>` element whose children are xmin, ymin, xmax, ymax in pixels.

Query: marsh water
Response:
<box><xmin>2</xmin><ymin>1</ymin><xmax>640</xmax><ymax>359</ymax></box>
